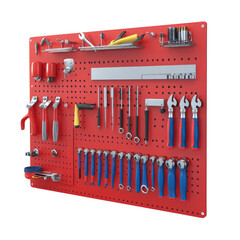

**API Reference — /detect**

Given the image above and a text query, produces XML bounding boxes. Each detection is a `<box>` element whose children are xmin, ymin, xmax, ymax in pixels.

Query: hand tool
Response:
<box><xmin>191</xmin><ymin>94</ymin><xmax>202</xmax><ymax>150</ymax></box>
<box><xmin>126</xmin><ymin>153</ymin><xmax>133</xmax><ymax>191</ymax></box>
<box><xmin>119</xmin><ymin>87</ymin><xmax>124</xmax><ymax>134</ymax></box>
<box><xmin>165</xmin><ymin>158</ymin><xmax>177</xmax><ymax>198</ymax></box>
<box><xmin>96</xmin><ymin>150</ymin><xmax>102</xmax><ymax>186</ymax></box>
<box><xmin>126</xmin><ymin>86</ymin><xmax>132</xmax><ymax>139</ymax></box>
<box><xmin>134</xmin><ymin>86</ymin><xmax>140</xmax><ymax>144</ymax></box>
<box><xmin>39</xmin><ymin>96</ymin><xmax>52</xmax><ymax>141</ymax></box>
<box><xmin>46</xmin><ymin>63</ymin><xmax>57</xmax><ymax>82</ymax></box>
<box><xmin>25</xmin><ymin>148</ymin><xmax>39</xmax><ymax>157</ymax></box>
<box><xmin>103</xmin><ymin>150</ymin><xmax>109</xmax><ymax>187</ymax></box>
<box><xmin>141</xmin><ymin>155</ymin><xmax>149</xmax><ymax>194</ymax></box>
<box><xmin>104</xmin><ymin>87</ymin><xmax>107</xmax><ymax>128</ymax></box>
<box><xmin>177</xmin><ymin>158</ymin><xmax>189</xmax><ymax>201</ymax></box>
<box><xmin>51</xmin><ymin>149</ymin><xmax>57</xmax><ymax>157</ymax></box>
<box><xmin>24</xmin><ymin>166</ymin><xmax>42</xmax><ymax>180</ymax></box>
<box><xmin>118</xmin><ymin>152</ymin><xmax>125</xmax><ymax>189</ymax></box>
<box><xmin>97</xmin><ymin>87</ymin><xmax>100</xmax><ymax>129</ymax></box>
<box><xmin>40</xmin><ymin>37</ymin><xmax>52</xmax><ymax>46</ymax></box>
<box><xmin>111</xmin><ymin>87</ymin><xmax>114</xmax><ymax>130</ymax></box>
<box><xmin>53</xmin><ymin>97</ymin><xmax>60</xmax><ymax>142</ymax></box>
<box><xmin>84</xmin><ymin>149</ymin><xmax>89</xmax><ymax>183</ymax></box>
<box><xmin>21</xmin><ymin>96</ymin><xmax>38</xmax><ymax>136</ymax></box>
<box><xmin>35</xmin><ymin>42</ymin><xmax>39</xmax><ymax>55</ymax></box>
<box><xmin>146</xmin><ymin>32</ymin><xmax>156</xmax><ymax>37</ymax></box>
<box><xmin>57</xmin><ymin>38</ymin><xmax>64</xmax><ymax>47</ymax></box>
<box><xmin>167</xmin><ymin>94</ymin><xmax>177</xmax><ymax>148</ymax></box>
<box><xmin>110</xmin><ymin>151</ymin><xmax>117</xmax><ymax>189</ymax></box>
<box><xmin>144</xmin><ymin>105</ymin><xmax>149</xmax><ymax>146</ymax></box>
<box><xmin>64</xmin><ymin>39</ymin><xmax>76</xmax><ymax>45</ymax></box>
<box><xmin>77</xmin><ymin>148</ymin><xmax>83</xmax><ymax>179</ymax></box>
<box><xmin>31</xmin><ymin>62</ymin><xmax>43</xmax><ymax>81</ymax></box>
<box><xmin>74</xmin><ymin>103</ymin><xmax>95</xmax><ymax>128</ymax></box>
<box><xmin>150</xmin><ymin>156</ymin><xmax>156</xmax><ymax>192</ymax></box>
<box><xmin>100</xmin><ymin>33</ymin><xmax>104</xmax><ymax>46</ymax></box>
<box><xmin>157</xmin><ymin>157</ymin><xmax>165</xmax><ymax>197</ymax></box>
<box><xmin>109</xmin><ymin>32</ymin><xmax>145</xmax><ymax>45</ymax></box>
<box><xmin>91</xmin><ymin>65</ymin><xmax>196</xmax><ymax>80</ymax></box>
<box><xmin>63</xmin><ymin>59</ymin><xmax>74</xmax><ymax>78</ymax></box>
<box><xmin>78</xmin><ymin>32</ymin><xmax>96</xmax><ymax>52</ymax></box>
<box><xmin>179</xmin><ymin>95</ymin><xmax>189</xmax><ymax>149</ymax></box>
<box><xmin>134</xmin><ymin>154</ymin><xmax>141</xmax><ymax>193</ymax></box>
<box><xmin>90</xmin><ymin>149</ymin><xmax>95</xmax><ymax>185</ymax></box>
<box><xmin>31</xmin><ymin>171</ymin><xmax>60</xmax><ymax>182</ymax></box>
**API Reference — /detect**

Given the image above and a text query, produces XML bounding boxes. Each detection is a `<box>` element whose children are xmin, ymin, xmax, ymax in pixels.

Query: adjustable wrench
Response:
<box><xmin>96</xmin><ymin>150</ymin><xmax>102</xmax><ymax>186</ymax></box>
<box><xmin>157</xmin><ymin>157</ymin><xmax>165</xmax><ymax>197</ymax></box>
<box><xmin>179</xmin><ymin>95</ymin><xmax>189</xmax><ymax>149</ymax></box>
<box><xmin>165</xmin><ymin>158</ymin><xmax>177</xmax><ymax>198</ymax></box>
<box><xmin>77</xmin><ymin>148</ymin><xmax>83</xmax><ymax>179</ymax></box>
<box><xmin>118</xmin><ymin>152</ymin><xmax>125</xmax><ymax>189</ymax></box>
<box><xmin>111</xmin><ymin>151</ymin><xmax>117</xmax><ymax>189</ymax></box>
<box><xmin>79</xmin><ymin>32</ymin><xmax>96</xmax><ymax>52</ymax></box>
<box><xmin>126</xmin><ymin>153</ymin><xmax>133</xmax><ymax>191</ymax></box>
<box><xmin>84</xmin><ymin>149</ymin><xmax>89</xmax><ymax>183</ymax></box>
<box><xmin>90</xmin><ymin>149</ymin><xmax>95</xmax><ymax>185</ymax></box>
<box><xmin>167</xmin><ymin>94</ymin><xmax>177</xmax><ymax>148</ymax></box>
<box><xmin>126</xmin><ymin>86</ymin><xmax>132</xmax><ymax>139</ymax></box>
<box><xmin>191</xmin><ymin>94</ymin><xmax>202</xmax><ymax>150</ymax></box>
<box><xmin>141</xmin><ymin>155</ymin><xmax>149</xmax><ymax>194</ymax></box>
<box><xmin>177</xmin><ymin>158</ymin><xmax>189</xmax><ymax>201</ymax></box>
<box><xmin>103</xmin><ymin>150</ymin><xmax>109</xmax><ymax>187</ymax></box>
<box><xmin>150</xmin><ymin>156</ymin><xmax>156</xmax><ymax>192</ymax></box>
<box><xmin>134</xmin><ymin>154</ymin><xmax>141</xmax><ymax>193</ymax></box>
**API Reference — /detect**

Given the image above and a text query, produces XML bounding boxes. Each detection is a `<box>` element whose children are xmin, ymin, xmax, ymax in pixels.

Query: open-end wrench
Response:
<box><xmin>134</xmin><ymin>86</ymin><xmax>140</xmax><ymax>144</ymax></box>
<box><xmin>165</xmin><ymin>158</ymin><xmax>177</xmax><ymax>198</ymax></box>
<box><xmin>118</xmin><ymin>152</ymin><xmax>125</xmax><ymax>189</ymax></box>
<box><xmin>126</xmin><ymin>86</ymin><xmax>132</xmax><ymax>139</ymax></box>
<box><xmin>77</xmin><ymin>148</ymin><xmax>83</xmax><ymax>179</ymax></box>
<box><xmin>78</xmin><ymin>32</ymin><xmax>96</xmax><ymax>52</ymax></box>
<box><xmin>90</xmin><ymin>149</ymin><xmax>95</xmax><ymax>185</ymax></box>
<box><xmin>103</xmin><ymin>150</ymin><xmax>109</xmax><ymax>187</ymax></box>
<box><xmin>157</xmin><ymin>157</ymin><xmax>165</xmax><ymax>197</ymax></box>
<box><xmin>111</xmin><ymin>151</ymin><xmax>117</xmax><ymax>189</ymax></box>
<box><xmin>134</xmin><ymin>154</ymin><xmax>141</xmax><ymax>193</ymax></box>
<box><xmin>167</xmin><ymin>94</ymin><xmax>177</xmax><ymax>148</ymax></box>
<box><xmin>84</xmin><ymin>149</ymin><xmax>89</xmax><ymax>183</ymax></box>
<box><xmin>177</xmin><ymin>158</ymin><xmax>189</xmax><ymax>201</ymax></box>
<box><xmin>141</xmin><ymin>155</ymin><xmax>149</xmax><ymax>194</ymax></box>
<box><xmin>150</xmin><ymin>156</ymin><xmax>156</xmax><ymax>192</ymax></box>
<box><xmin>119</xmin><ymin>87</ymin><xmax>124</xmax><ymax>134</ymax></box>
<box><xmin>179</xmin><ymin>95</ymin><xmax>189</xmax><ymax>149</ymax></box>
<box><xmin>126</xmin><ymin>153</ymin><xmax>133</xmax><ymax>191</ymax></box>
<box><xmin>191</xmin><ymin>94</ymin><xmax>202</xmax><ymax>150</ymax></box>
<box><xmin>96</xmin><ymin>150</ymin><xmax>102</xmax><ymax>186</ymax></box>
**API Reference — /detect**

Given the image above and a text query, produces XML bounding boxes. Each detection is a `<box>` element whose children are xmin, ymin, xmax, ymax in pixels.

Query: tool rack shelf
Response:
<box><xmin>24</xmin><ymin>22</ymin><xmax>207</xmax><ymax>218</ymax></box>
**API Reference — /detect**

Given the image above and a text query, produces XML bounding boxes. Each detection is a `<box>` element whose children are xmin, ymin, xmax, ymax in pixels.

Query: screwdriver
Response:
<box><xmin>98</xmin><ymin>87</ymin><xmax>100</xmax><ymax>129</ymax></box>
<box><xmin>104</xmin><ymin>87</ymin><xmax>107</xmax><ymax>128</ymax></box>
<box><xmin>144</xmin><ymin>106</ymin><xmax>149</xmax><ymax>145</ymax></box>
<box><xmin>119</xmin><ymin>87</ymin><xmax>124</xmax><ymax>134</ymax></box>
<box><xmin>111</xmin><ymin>87</ymin><xmax>114</xmax><ymax>130</ymax></box>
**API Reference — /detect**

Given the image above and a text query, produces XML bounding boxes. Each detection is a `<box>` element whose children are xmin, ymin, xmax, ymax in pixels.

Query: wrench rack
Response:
<box><xmin>24</xmin><ymin>22</ymin><xmax>207</xmax><ymax>217</ymax></box>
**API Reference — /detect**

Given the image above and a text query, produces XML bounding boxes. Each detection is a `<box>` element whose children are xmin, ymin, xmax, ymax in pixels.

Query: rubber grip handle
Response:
<box><xmin>179</xmin><ymin>118</ymin><xmax>186</xmax><ymax>149</ymax></box>
<box><xmin>135</xmin><ymin>162</ymin><xmax>140</xmax><ymax>193</ymax></box>
<box><xmin>192</xmin><ymin>118</ymin><xmax>199</xmax><ymax>150</ymax></box>
<box><xmin>120</xmin><ymin>158</ymin><xmax>123</xmax><ymax>186</ymax></box>
<box><xmin>180</xmin><ymin>167</ymin><xmax>188</xmax><ymax>201</ymax></box>
<box><xmin>151</xmin><ymin>163</ymin><xmax>155</xmax><ymax>190</ymax></box>
<box><xmin>42</xmin><ymin>108</ymin><xmax>47</xmax><ymax>141</ymax></box>
<box><xmin>135</xmin><ymin>115</ymin><xmax>139</xmax><ymax>137</ymax></box>
<box><xmin>128</xmin><ymin>116</ymin><xmax>131</xmax><ymax>133</ymax></box>
<box><xmin>120</xmin><ymin>109</ymin><xmax>123</xmax><ymax>129</ymax></box>
<box><xmin>74</xmin><ymin>104</ymin><xmax>80</xmax><ymax>128</ymax></box>
<box><xmin>158</xmin><ymin>166</ymin><xmax>164</xmax><ymax>197</ymax></box>
<box><xmin>128</xmin><ymin>160</ymin><xmax>131</xmax><ymax>189</ymax></box>
<box><xmin>142</xmin><ymin>162</ymin><xmax>148</xmax><ymax>188</ymax></box>
<box><xmin>91</xmin><ymin>155</ymin><xmax>95</xmax><ymax>185</ymax></box>
<box><xmin>111</xmin><ymin>157</ymin><xmax>116</xmax><ymax>189</ymax></box>
<box><xmin>145</xmin><ymin>109</ymin><xmax>149</xmax><ymax>142</ymax></box>
<box><xmin>53</xmin><ymin>121</ymin><xmax>58</xmax><ymax>142</ymax></box>
<box><xmin>98</xmin><ymin>155</ymin><xmax>102</xmax><ymax>187</ymax></box>
<box><xmin>85</xmin><ymin>154</ymin><xmax>88</xmax><ymax>178</ymax></box>
<box><xmin>21</xmin><ymin>109</ymin><xmax>37</xmax><ymax>136</ymax></box>
<box><xmin>97</xmin><ymin>107</ymin><xmax>100</xmax><ymax>128</ymax></box>
<box><xmin>168</xmin><ymin>167</ymin><xmax>176</xmax><ymax>198</ymax></box>
<box><xmin>78</xmin><ymin>152</ymin><xmax>81</xmax><ymax>179</ymax></box>
<box><xmin>105</xmin><ymin>155</ymin><xmax>108</xmax><ymax>187</ymax></box>
<box><xmin>167</xmin><ymin>117</ymin><xmax>174</xmax><ymax>148</ymax></box>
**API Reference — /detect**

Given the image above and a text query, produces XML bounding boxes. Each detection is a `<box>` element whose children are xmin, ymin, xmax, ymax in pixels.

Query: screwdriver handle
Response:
<box><xmin>144</xmin><ymin>109</ymin><xmax>149</xmax><ymax>144</ymax></box>
<box><xmin>98</xmin><ymin>154</ymin><xmax>102</xmax><ymax>186</ymax></box>
<box><xmin>120</xmin><ymin>109</ymin><xmax>123</xmax><ymax>129</ymax></box>
<box><xmin>158</xmin><ymin>165</ymin><xmax>164</xmax><ymax>197</ymax></box>
<box><xmin>120</xmin><ymin>158</ymin><xmax>123</xmax><ymax>187</ymax></box>
<box><xmin>179</xmin><ymin>118</ymin><xmax>186</xmax><ymax>149</ymax></box>
<box><xmin>78</xmin><ymin>152</ymin><xmax>81</xmax><ymax>179</ymax></box>
<box><xmin>180</xmin><ymin>167</ymin><xmax>188</xmax><ymax>201</ymax></box>
<box><xmin>42</xmin><ymin>108</ymin><xmax>47</xmax><ymax>141</ymax></box>
<box><xmin>85</xmin><ymin>154</ymin><xmax>88</xmax><ymax>183</ymax></box>
<box><xmin>135</xmin><ymin>161</ymin><xmax>141</xmax><ymax>193</ymax></box>
<box><xmin>191</xmin><ymin>118</ymin><xmax>199</xmax><ymax>150</ymax></box>
<box><xmin>167</xmin><ymin>117</ymin><xmax>174</xmax><ymax>148</ymax></box>
<box><xmin>91</xmin><ymin>155</ymin><xmax>95</xmax><ymax>185</ymax></box>
<box><xmin>53</xmin><ymin>108</ymin><xmax>58</xmax><ymax>142</ymax></box>
<box><xmin>151</xmin><ymin>163</ymin><xmax>155</xmax><ymax>191</ymax></box>
<box><xmin>97</xmin><ymin>107</ymin><xmax>100</xmax><ymax>129</ymax></box>
<box><xmin>128</xmin><ymin>116</ymin><xmax>131</xmax><ymax>133</ymax></box>
<box><xmin>105</xmin><ymin>155</ymin><xmax>108</xmax><ymax>187</ymax></box>
<box><xmin>128</xmin><ymin>160</ymin><xmax>131</xmax><ymax>190</ymax></box>
<box><xmin>167</xmin><ymin>167</ymin><xmax>176</xmax><ymax>198</ymax></box>
<box><xmin>135</xmin><ymin>115</ymin><xmax>139</xmax><ymax>138</ymax></box>
<box><xmin>111</xmin><ymin>157</ymin><xmax>116</xmax><ymax>189</ymax></box>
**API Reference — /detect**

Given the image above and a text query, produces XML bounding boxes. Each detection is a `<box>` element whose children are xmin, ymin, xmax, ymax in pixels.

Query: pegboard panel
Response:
<box><xmin>25</xmin><ymin>22</ymin><xmax>207</xmax><ymax>217</ymax></box>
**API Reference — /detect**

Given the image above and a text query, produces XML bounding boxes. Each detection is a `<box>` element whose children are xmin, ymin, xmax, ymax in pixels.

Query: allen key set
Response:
<box><xmin>21</xmin><ymin>22</ymin><xmax>207</xmax><ymax>217</ymax></box>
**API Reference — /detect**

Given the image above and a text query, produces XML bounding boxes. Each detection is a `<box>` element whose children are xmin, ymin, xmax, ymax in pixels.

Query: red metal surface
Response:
<box><xmin>27</xmin><ymin>22</ymin><xmax>207</xmax><ymax>217</ymax></box>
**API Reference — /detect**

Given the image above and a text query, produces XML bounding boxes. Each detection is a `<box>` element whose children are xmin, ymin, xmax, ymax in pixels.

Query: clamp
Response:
<box><xmin>165</xmin><ymin>158</ymin><xmax>177</xmax><ymax>198</ymax></box>
<box><xmin>90</xmin><ymin>149</ymin><xmax>96</xmax><ymax>185</ymax></box>
<box><xmin>96</xmin><ymin>150</ymin><xmax>102</xmax><ymax>186</ymax></box>
<box><xmin>118</xmin><ymin>152</ymin><xmax>125</xmax><ymax>189</ymax></box>
<box><xmin>134</xmin><ymin>154</ymin><xmax>141</xmax><ymax>193</ymax></box>
<box><xmin>84</xmin><ymin>149</ymin><xmax>89</xmax><ymax>183</ymax></box>
<box><xmin>110</xmin><ymin>151</ymin><xmax>117</xmax><ymax>189</ymax></box>
<box><xmin>77</xmin><ymin>148</ymin><xmax>83</xmax><ymax>179</ymax></box>
<box><xmin>177</xmin><ymin>158</ymin><xmax>189</xmax><ymax>201</ymax></box>
<box><xmin>157</xmin><ymin>157</ymin><xmax>165</xmax><ymax>197</ymax></box>
<box><xmin>149</xmin><ymin>156</ymin><xmax>156</xmax><ymax>192</ymax></box>
<box><xmin>126</xmin><ymin>153</ymin><xmax>133</xmax><ymax>191</ymax></box>
<box><xmin>141</xmin><ymin>155</ymin><xmax>149</xmax><ymax>194</ymax></box>
<box><xmin>103</xmin><ymin>150</ymin><xmax>109</xmax><ymax>187</ymax></box>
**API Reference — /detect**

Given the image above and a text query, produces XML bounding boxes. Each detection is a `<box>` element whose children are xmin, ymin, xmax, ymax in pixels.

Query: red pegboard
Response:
<box><xmin>25</xmin><ymin>22</ymin><xmax>207</xmax><ymax>217</ymax></box>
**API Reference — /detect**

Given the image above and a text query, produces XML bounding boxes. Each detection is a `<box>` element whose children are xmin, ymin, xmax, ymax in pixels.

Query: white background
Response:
<box><xmin>1</xmin><ymin>0</ymin><xmax>239</xmax><ymax>239</ymax></box>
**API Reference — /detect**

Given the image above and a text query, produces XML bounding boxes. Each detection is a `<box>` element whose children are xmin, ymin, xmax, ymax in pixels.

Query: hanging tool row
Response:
<box><xmin>77</xmin><ymin>148</ymin><xmax>189</xmax><ymax>200</ymax></box>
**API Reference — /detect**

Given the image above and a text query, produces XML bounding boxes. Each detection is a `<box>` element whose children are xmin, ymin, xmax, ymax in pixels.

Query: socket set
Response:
<box><xmin>21</xmin><ymin>22</ymin><xmax>207</xmax><ymax>217</ymax></box>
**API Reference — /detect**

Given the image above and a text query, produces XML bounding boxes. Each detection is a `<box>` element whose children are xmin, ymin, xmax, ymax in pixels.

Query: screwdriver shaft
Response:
<box><xmin>111</xmin><ymin>87</ymin><xmax>114</xmax><ymax>130</ymax></box>
<box><xmin>98</xmin><ymin>87</ymin><xmax>100</xmax><ymax>129</ymax></box>
<box><xmin>104</xmin><ymin>87</ymin><xmax>107</xmax><ymax>128</ymax></box>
